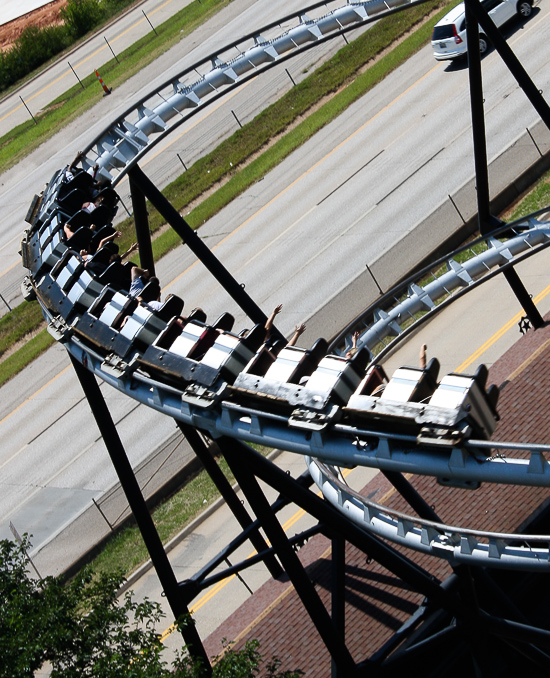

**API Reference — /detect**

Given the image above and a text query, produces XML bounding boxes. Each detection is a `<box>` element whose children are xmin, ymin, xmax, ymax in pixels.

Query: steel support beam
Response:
<box><xmin>382</xmin><ymin>624</ymin><xmax>460</xmax><ymax>672</ymax></box>
<box><xmin>480</xmin><ymin>611</ymin><xmax>550</xmax><ymax>650</ymax></box>
<box><xmin>503</xmin><ymin>265</ymin><xmax>544</xmax><ymax>329</ymax></box>
<box><xmin>467</xmin><ymin>0</ymin><xmax>550</xmax><ymax>131</ymax></box>
<box><xmin>464</xmin><ymin>0</ymin><xmax>550</xmax><ymax>235</ymax></box>
<box><xmin>126</xmin><ymin>164</ymin><xmax>281</xmax><ymax>336</ymax></box>
<box><xmin>464</xmin><ymin>0</ymin><xmax>494</xmax><ymax>235</ymax></box>
<box><xmin>222</xmin><ymin>437</ymin><xmax>358</xmax><ymax>676</ymax></box>
<box><xmin>184</xmin><ymin>526</ymin><xmax>321</xmax><ymax>595</ymax></box>
<box><xmin>382</xmin><ymin>471</ymin><xmax>440</xmax><ymax>522</ymax></box>
<box><xmin>129</xmin><ymin>171</ymin><xmax>155</xmax><ymax>275</ymax></box>
<box><xmin>381</xmin><ymin>471</ymin><xmax>542</xmax><ymax>659</ymax></box>
<box><xmin>70</xmin><ymin>356</ymin><xmax>211</xmax><ymax>673</ymax></box>
<box><xmin>221</xmin><ymin>438</ymin><xmax>463</xmax><ymax>618</ymax></box>
<box><xmin>185</xmin><ymin>474</ymin><xmax>315</xmax><ymax>594</ymax></box>
<box><xmin>176</xmin><ymin>422</ymin><xmax>283</xmax><ymax>579</ymax></box>
<box><xmin>331</xmin><ymin>535</ymin><xmax>346</xmax><ymax>678</ymax></box>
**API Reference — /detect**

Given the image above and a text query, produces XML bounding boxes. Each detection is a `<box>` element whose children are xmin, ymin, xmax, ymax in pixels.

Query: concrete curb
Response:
<box><xmin>118</xmin><ymin>448</ymin><xmax>283</xmax><ymax>595</ymax></box>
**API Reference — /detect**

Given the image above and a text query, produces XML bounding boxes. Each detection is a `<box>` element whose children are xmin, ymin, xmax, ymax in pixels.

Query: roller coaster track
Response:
<box><xmin>75</xmin><ymin>0</ymin><xmax>426</xmax><ymax>184</ymax></box>
<box><xmin>19</xmin><ymin>0</ymin><xmax>550</xmax><ymax>583</ymax></box>
<box><xmin>21</xmin><ymin>172</ymin><xmax>550</xmax><ymax>571</ymax></box>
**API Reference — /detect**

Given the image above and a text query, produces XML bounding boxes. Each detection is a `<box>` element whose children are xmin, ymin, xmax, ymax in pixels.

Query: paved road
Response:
<box><xmin>0</xmin><ymin>0</ymin><xmax>200</xmax><ymax>134</ymax></box>
<box><xmin>1</xmin><ymin>0</ymin><xmax>550</xmax><ymax>577</ymax></box>
<box><xmin>0</xmin><ymin>0</ymin><xmax>369</xmax><ymax>552</ymax></box>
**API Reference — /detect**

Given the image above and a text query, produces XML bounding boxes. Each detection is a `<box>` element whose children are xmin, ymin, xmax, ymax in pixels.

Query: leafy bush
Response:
<box><xmin>0</xmin><ymin>0</ymin><xmax>135</xmax><ymax>92</ymax></box>
<box><xmin>103</xmin><ymin>0</ymin><xmax>135</xmax><ymax>13</ymax></box>
<box><xmin>17</xmin><ymin>24</ymin><xmax>70</xmax><ymax>73</ymax></box>
<box><xmin>61</xmin><ymin>0</ymin><xmax>105</xmax><ymax>39</ymax></box>
<box><xmin>0</xmin><ymin>24</ymin><xmax>70</xmax><ymax>90</ymax></box>
<box><xmin>0</xmin><ymin>536</ymin><xmax>303</xmax><ymax>677</ymax></box>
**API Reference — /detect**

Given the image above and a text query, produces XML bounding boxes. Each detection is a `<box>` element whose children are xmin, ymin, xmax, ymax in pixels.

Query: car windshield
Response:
<box><xmin>432</xmin><ymin>25</ymin><xmax>456</xmax><ymax>40</ymax></box>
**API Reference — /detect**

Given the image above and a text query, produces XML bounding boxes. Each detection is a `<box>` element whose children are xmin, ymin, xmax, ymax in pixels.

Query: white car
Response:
<box><xmin>431</xmin><ymin>0</ymin><xmax>533</xmax><ymax>61</ymax></box>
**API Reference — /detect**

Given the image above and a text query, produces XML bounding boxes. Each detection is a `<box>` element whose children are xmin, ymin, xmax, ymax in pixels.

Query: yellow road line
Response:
<box><xmin>0</xmin><ymin>259</ymin><xmax>20</xmax><ymax>280</ymax></box>
<box><xmin>0</xmin><ymin>364</ymin><xmax>71</xmax><ymax>429</ymax></box>
<box><xmin>455</xmin><ymin>282</ymin><xmax>550</xmax><ymax>373</ymax></box>
<box><xmin>158</xmin><ymin>468</ymin><xmax>350</xmax><ymax>642</ymax></box>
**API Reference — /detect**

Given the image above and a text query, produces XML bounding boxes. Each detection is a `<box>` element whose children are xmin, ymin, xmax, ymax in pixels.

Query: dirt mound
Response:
<box><xmin>0</xmin><ymin>0</ymin><xmax>67</xmax><ymax>52</ymax></box>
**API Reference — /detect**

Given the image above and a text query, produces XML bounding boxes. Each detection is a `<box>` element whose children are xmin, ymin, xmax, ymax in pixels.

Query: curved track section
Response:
<box><xmin>74</xmin><ymin>0</ymin><xmax>422</xmax><ymax>183</ymax></box>
<box><xmin>307</xmin><ymin>457</ymin><xmax>550</xmax><ymax>570</ymax></box>
<box><xmin>330</xmin><ymin>213</ymin><xmax>550</xmax><ymax>358</ymax></box>
<box><xmin>20</xmin><ymin>171</ymin><xmax>550</xmax><ymax>529</ymax></box>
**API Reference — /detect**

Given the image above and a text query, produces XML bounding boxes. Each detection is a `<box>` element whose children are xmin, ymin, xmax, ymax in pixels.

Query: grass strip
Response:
<box><xmin>0</xmin><ymin>0</ymin><xmax>232</xmax><ymax>173</ymax></box>
<box><xmin>145</xmin><ymin>0</ymin><xmax>452</xmax><ymax>235</ymax></box>
<box><xmin>91</xmin><ymin>455</ymin><xmax>237</xmax><ymax>577</ymax></box>
<box><xmin>0</xmin><ymin>300</ymin><xmax>46</xmax><ymax>358</ymax></box>
<box><xmin>0</xmin><ymin>328</ymin><xmax>54</xmax><ymax>387</ymax></box>
<box><xmin>509</xmin><ymin>171</ymin><xmax>550</xmax><ymax>221</ymax></box>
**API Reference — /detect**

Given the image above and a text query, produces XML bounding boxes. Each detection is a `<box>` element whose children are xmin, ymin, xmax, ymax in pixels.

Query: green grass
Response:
<box><xmin>91</xmin><ymin>455</ymin><xmax>237</xmax><ymax>578</ymax></box>
<box><xmin>509</xmin><ymin>172</ymin><xmax>550</xmax><ymax>221</ymax></box>
<box><xmin>0</xmin><ymin>328</ymin><xmax>54</xmax><ymax>386</ymax></box>
<box><xmin>123</xmin><ymin>0</ymin><xmax>454</xmax><ymax>239</ymax></box>
<box><xmin>0</xmin><ymin>300</ymin><xmax>46</xmax><ymax>358</ymax></box>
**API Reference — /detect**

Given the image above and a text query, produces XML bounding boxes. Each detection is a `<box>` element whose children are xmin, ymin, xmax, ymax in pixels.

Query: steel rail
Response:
<box><xmin>307</xmin><ymin>458</ymin><xmax>550</xmax><ymax>570</ymax></box>
<box><xmin>70</xmin><ymin>0</ymin><xmax>429</xmax><ymax>184</ymax></box>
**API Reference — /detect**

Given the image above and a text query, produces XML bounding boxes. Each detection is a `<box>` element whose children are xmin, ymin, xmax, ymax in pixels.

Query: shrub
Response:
<box><xmin>61</xmin><ymin>0</ymin><xmax>105</xmax><ymax>39</ymax></box>
<box><xmin>16</xmin><ymin>24</ymin><xmax>70</xmax><ymax>72</ymax></box>
<box><xmin>0</xmin><ymin>536</ymin><xmax>304</xmax><ymax>677</ymax></box>
<box><xmin>0</xmin><ymin>24</ymin><xmax>70</xmax><ymax>91</ymax></box>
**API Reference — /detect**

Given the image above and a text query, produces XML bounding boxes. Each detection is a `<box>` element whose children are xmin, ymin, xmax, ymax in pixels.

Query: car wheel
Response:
<box><xmin>479</xmin><ymin>35</ymin><xmax>489</xmax><ymax>54</ymax></box>
<box><xmin>517</xmin><ymin>0</ymin><xmax>532</xmax><ymax>17</ymax></box>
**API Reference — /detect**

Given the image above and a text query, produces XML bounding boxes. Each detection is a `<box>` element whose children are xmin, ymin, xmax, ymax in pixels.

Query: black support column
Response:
<box><xmin>467</xmin><ymin>0</ymin><xmax>550</xmax><ymax>131</ymax></box>
<box><xmin>503</xmin><ymin>265</ymin><xmax>543</xmax><ymax>329</ymax></box>
<box><xmin>464</xmin><ymin>0</ymin><xmax>494</xmax><ymax>235</ymax></box>
<box><xmin>129</xmin><ymin>171</ymin><xmax>155</xmax><ymax>275</ymax></box>
<box><xmin>222</xmin><ymin>437</ymin><xmax>358</xmax><ymax>677</ymax></box>
<box><xmin>70</xmin><ymin>356</ymin><xmax>211</xmax><ymax>674</ymax></box>
<box><xmin>331</xmin><ymin>535</ymin><xmax>346</xmax><ymax>678</ymax></box>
